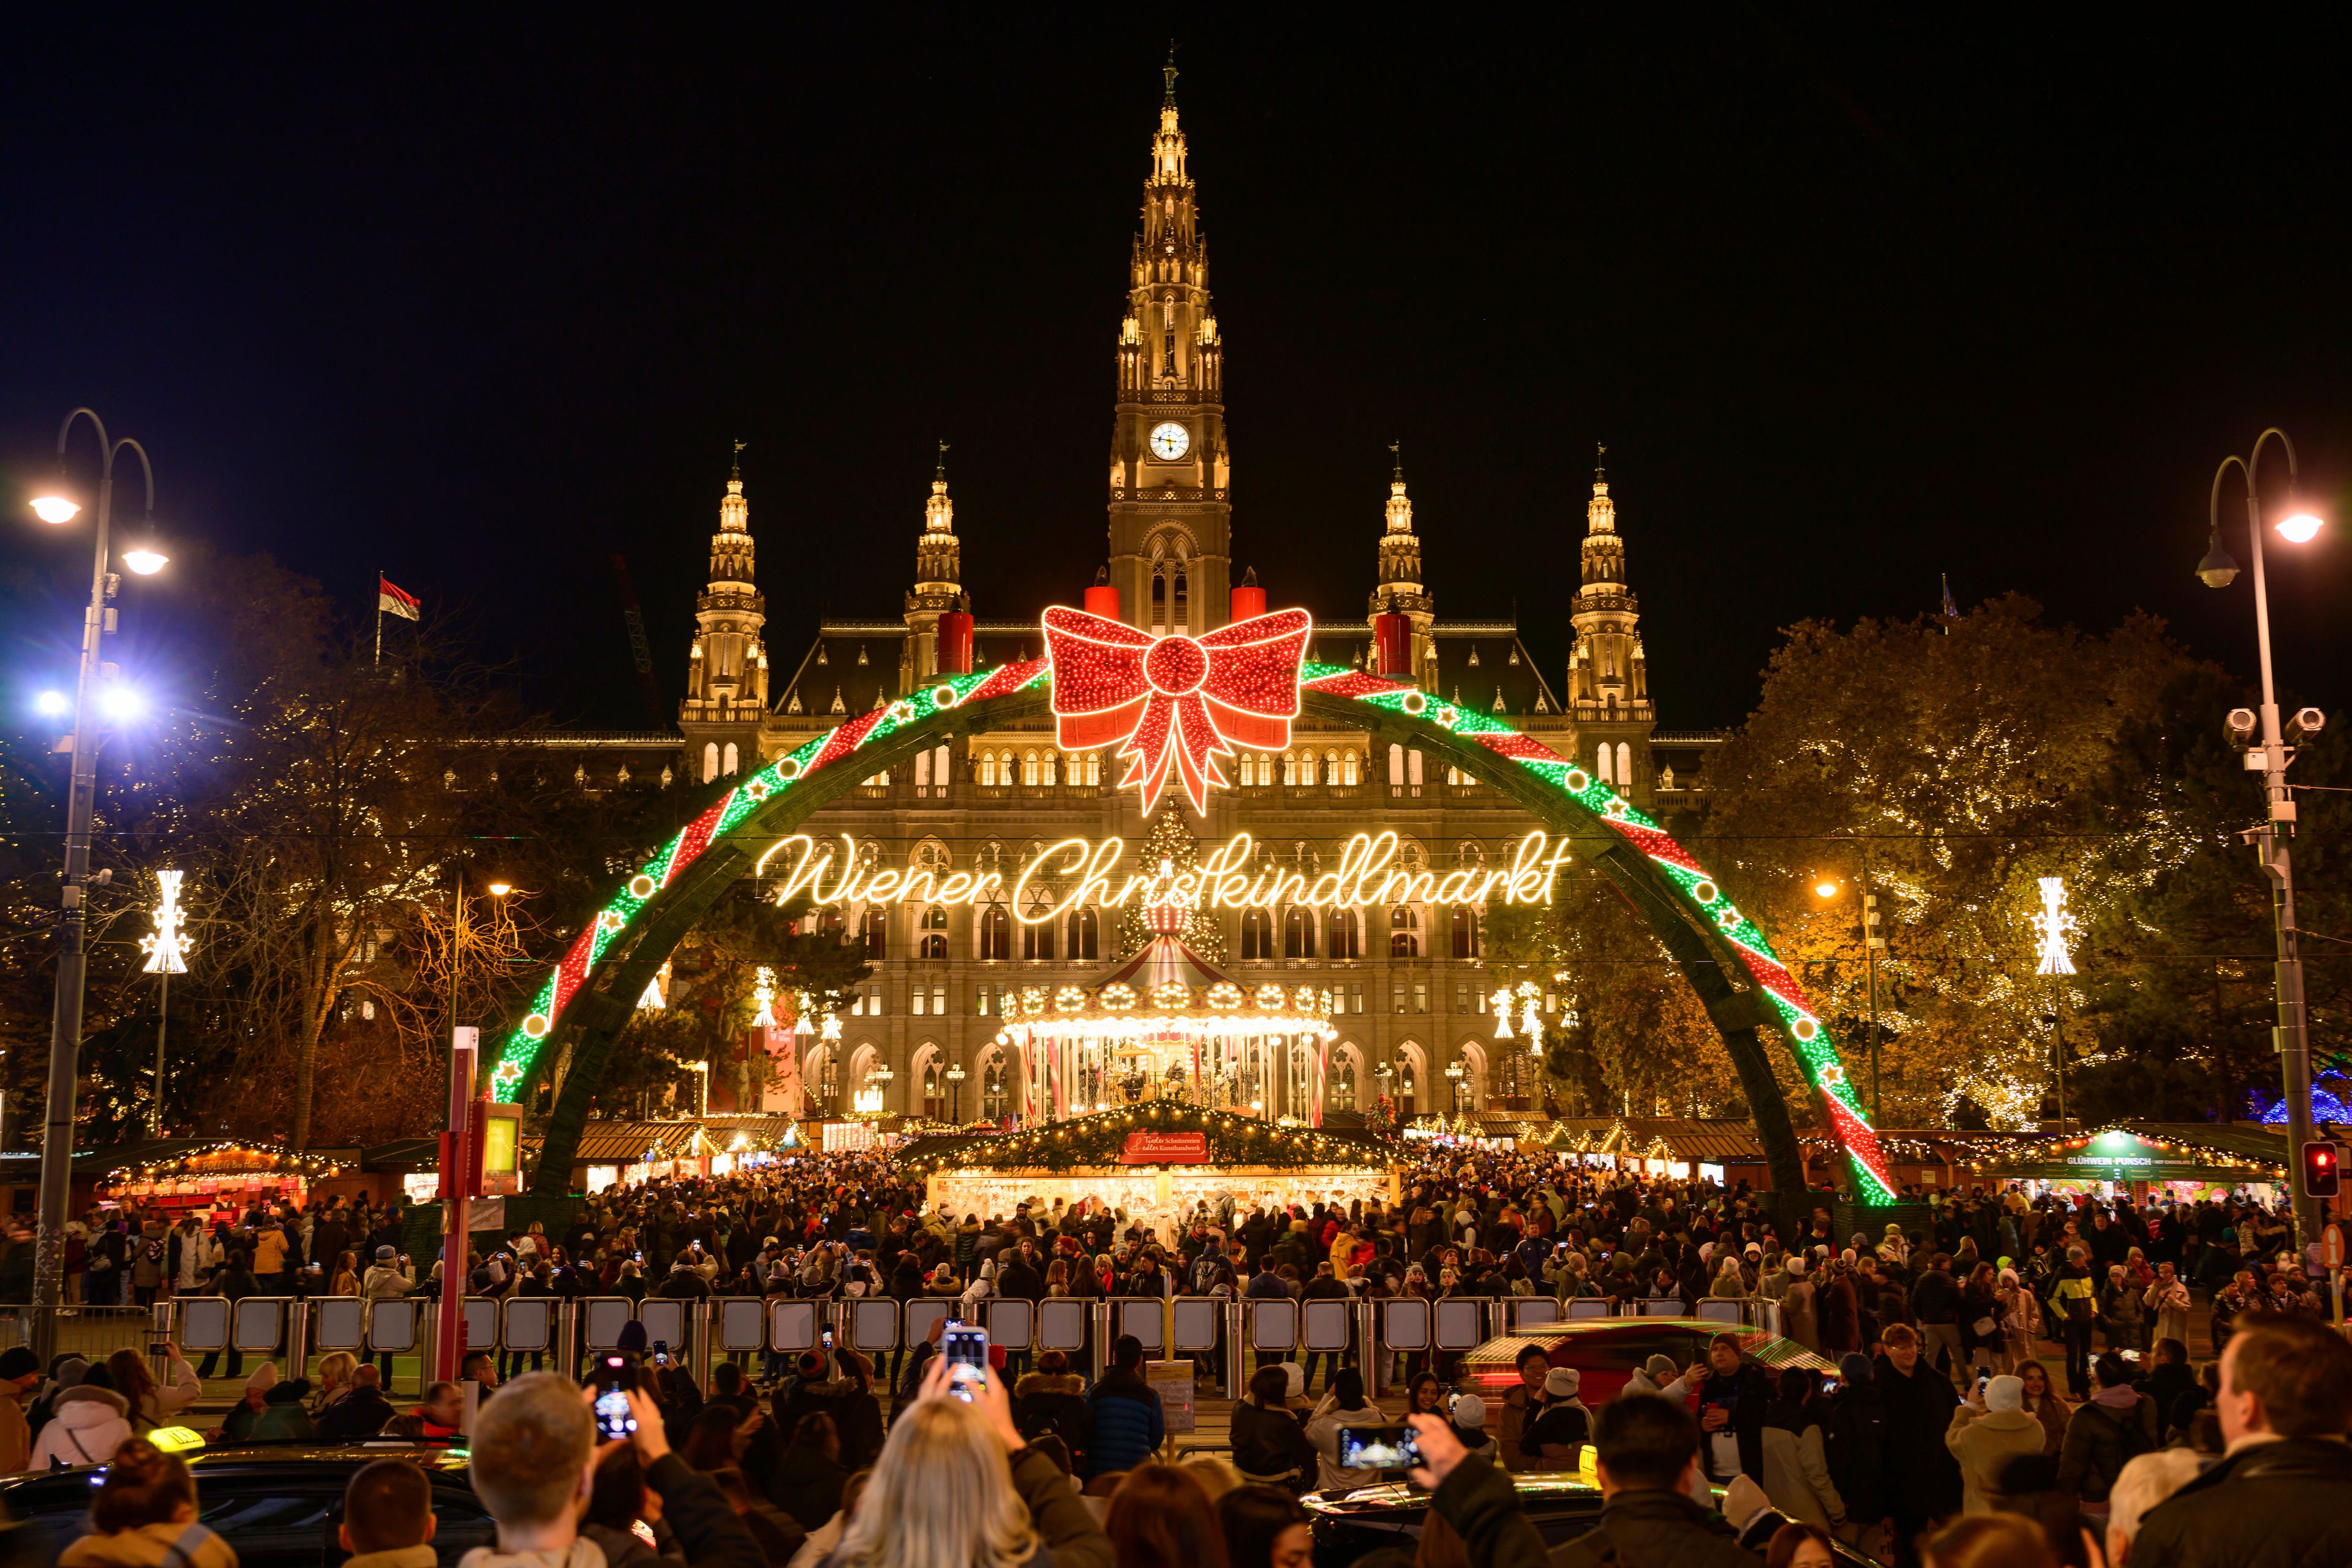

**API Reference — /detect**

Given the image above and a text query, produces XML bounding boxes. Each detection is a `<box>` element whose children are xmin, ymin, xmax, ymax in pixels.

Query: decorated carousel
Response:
<box><xmin>992</xmin><ymin>897</ymin><xmax>1340</xmax><ymax>1126</ymax></box>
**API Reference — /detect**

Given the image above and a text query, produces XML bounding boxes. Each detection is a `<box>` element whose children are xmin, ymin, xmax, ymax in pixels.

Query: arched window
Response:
<box><xmin>1066</xmin><ymin>905</ymin><xmax>1099</xmax><ymax>960</ymax></box>
<box><xmin>703</xmin><ymin>742</ymin><xmax>720</xmax><ymax>783</ymax></box>
<box><xmin>1241</xmin><ymin>908</ymin><xmax>1275</xmax><ymax>960</ymax></box>
<box><xmin>1597</xmin><ymin>744</ymin><xmax>1614</xmax><ymax>785</ymax></box>
<box><xmin>722</xmin><ymin>742</ymin><xmax>739</xmax><ymax>776</ymax></box>
<box><xmin>1238</xmin><ymin>754</ymin><xmax>1256</xmax><ymax>787</ymax></box>
<box><xmin>1022</xmin><ymin>889</ymin><xmax>1055</xmax><ymax>960</ymax></box>
<box><xmin>1022</xmin><ymin>750</ymin><xmax>1039</xmax><ymax>787</ymax></box>
<box><xmin>1450</xmin><ymin>907</ymin><xmax>1478</xmax><ymax>960</ymax></box>
<box><xmin>977</xmin><ymin>752</ymin><xmax>997</xmax><ymax>787</ymax></box>
<box><xmin>1324</xmin><ymin>751</ymin><xmax>1340</xmax><ymax>785</ymax></box>
<box><xmin>1341</xmin><ymin>752</ymin><xmax>1360</xmax><ymax>786</ymax></box>
<box><xmin>1390</xmin><ymin>906</ymin><xmax>1420</xmax><ymax>959</ymax></box>
<box><xmin>1080</xmin><ymin>752</ymin><xmax>1101</xmax><ymax>786</ymax></box>
<box><xmin>922</xmin><ymin>1061</ymin><xmax>943</xmax><ymax>1120</ymax></box>
<box><xmin>1328</xmin><ymin>907</ymin><xmax>1362</xmax><ymax>960</ymax></box>
<box><xmin>1399</xmin><ymin>1065</ymin><xmax>1417</xmax><ymax>1115</ymax></box>
<box><xmin>982</xmin><ymin>1060</ymin><xmax>1009</xmax><ymax>1121</ymax></box>
<box><xmin>980</xmin><ymin>903</ymin><xmax>1011</xmax><ymax>960</ymax></box>
<box><xmin>1281</xmin><ymin>752</ymin><xmax>1297</xmax><ymax>786</ymax></box>
<box><xmin>1330</xmin><ymin>1058</ymin><xmax>1356</xmax><ymax>1112</ymax></box>
<box><xmin>1284</xmin><ymin>907</ymin><xmax>1316</xmax><ymax>959</ymax></box>
<box><xmin>1041</xmin><ymin>750</ymin><xmax>1057</xmax><ymax>786</ymax></box>
<box><xmin>1616</xmin><ymin>742</ymin><xmax>1632</xmax><ymax>789</ymax></box>
<box><xmin>1300</xmin><ymin>752</ymin><xmax>1318</xmax><ymax>786</ymax></box>
<box><xmin>919</xmin><ymin>905</ymin><xmax>949</xmax><ymax>960</ymax></box>
<box><xmin>862</xmin><ymin>906</ymin><xmax>888</xmax><ymax>959</ymax></box>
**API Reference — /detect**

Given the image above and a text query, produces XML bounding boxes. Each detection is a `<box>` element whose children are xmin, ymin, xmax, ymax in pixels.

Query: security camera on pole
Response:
<box><xmin>2193</xmin><ymin>427</ymin><xmax>2328</xmax><ymax>1247</ymax></box>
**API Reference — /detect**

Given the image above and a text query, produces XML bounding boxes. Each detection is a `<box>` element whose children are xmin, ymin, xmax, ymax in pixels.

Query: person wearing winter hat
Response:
<box><xmin>1519</xmin><ymin>1366</ymin><xmax>1593</xmax><ymax>1471</ymax></box>
<box><xmin>1304</xmin><ymin>1367</ymin><xmax>1386</xmax><ymax>1490</ymax></box>
<box><xmin>1449</xmin><ymin>1393</ymin><xmax>1493</xmax><ymax>1455</ymax></box>
<box><xmin>1943</xmin><ymin>1372</ymin><xmax>2044</xmax><ymax>1514</ymax></box>
<box><xmin>1781</xmin><ymin>1253</ymin><xmax>1821</xmax><ymax>1354</ymax></box>
<box><xmin>1624</xmin><ymin>1355</ymin><xmax>1689</xmax><ymax>1402</ymax></box>
<box><xmin>0</xmin><ymin>1345</ymin><xmax>40</xmax><ymax>1474</ymax></box>
<box><xmin>29</xmin><ymin>1366</ymin><xmax>131</xmax><ymax>1468</ymax></box>
<box><xmin>222</xmin><ymin>1360</ymin><xmax>318</xmax><ymax>1443</ymax></box>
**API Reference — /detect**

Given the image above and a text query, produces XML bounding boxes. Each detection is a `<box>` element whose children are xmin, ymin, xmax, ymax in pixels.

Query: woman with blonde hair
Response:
<box><xmin>310</xmin><ymin>1352</ymin><xmax>358</xmax><ymax>1416</ymax></box>
<box><xmin>831</xmin><ymin>1354</ymin><xmax>1108</xmax><ymax>1568</ymax></box>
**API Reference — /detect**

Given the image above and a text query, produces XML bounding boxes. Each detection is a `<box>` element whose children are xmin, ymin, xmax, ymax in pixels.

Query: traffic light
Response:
<box><xmin>2302</xmin><ymin>1139</ymin><xmax>2342</xmax><ymax>1198</ymax></box>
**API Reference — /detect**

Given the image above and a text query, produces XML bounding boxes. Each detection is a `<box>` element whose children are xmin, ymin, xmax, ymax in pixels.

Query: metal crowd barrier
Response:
<box><xmin>141</xmin><ymin>1289</ymin><xmax>1790</xmax><ymax>1398</ymax></box>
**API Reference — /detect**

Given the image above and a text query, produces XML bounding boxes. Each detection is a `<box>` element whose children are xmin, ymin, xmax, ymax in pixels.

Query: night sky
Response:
<box><xmin>4</xmin><ymin>13</ymin><xmax>2347</xmax><ymax>733</ymax></box>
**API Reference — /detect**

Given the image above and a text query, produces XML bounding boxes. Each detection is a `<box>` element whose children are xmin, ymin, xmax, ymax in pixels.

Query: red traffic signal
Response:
<box><xmin>2302</xmin><ymin>1140</ymin><xmax>2342</xmax><ymax>1199</ymax></box>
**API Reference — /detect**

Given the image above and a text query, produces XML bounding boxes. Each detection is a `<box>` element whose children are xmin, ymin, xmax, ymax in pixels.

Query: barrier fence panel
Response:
<box><xmin>584</xmin><ymin>1298</ymin><xmax>636</xmax><ymax>1349</ymax></box>
<box><xmin>1639</xmin><ymin>1298</ymin><xmax>1685</xmax><ymax>1318</ymax></box>
<box><xmin>637</xmin><ymin>1300</ymin><xmax>687</xmax><ymax>1353</ymax></box>
<box><xmin>504</xmin><ymin>1299</ymin><xmax>554</xmax><ymax>1352</ymax></box>
<box><xmin>768</xmin><ymin>1300</ymin><xmax>818</xmax><ymax>1354</ymax></box>
<box><xmin>850</xmin><ymin>1300</ymin><xmax>899</xmax><ymax>1353</ymax></box>
<box><xmin>1381</xmin><ymin>1298</ymin><xmax>1430</xmax><ymax>1351</ymax></box>
<box><xmin>716</xmin><ymin>1300</ymin><xmax>766</xmax><ymax>1354</ymax></box>
<box><xmin>178</xmin><ymin>1298</ymin><xmax>232</xmax><ymax>1353</ymax></box>
<box><xmin>368</xmin><ymin>1300</ymin><xmax>419</xmax><ymax>1354</ymax></box>
<box><xmin>232</xmin><ymin>1298</ymin><xmax>288</xmax><ymax>1354</ymax></box>
<box><xmin>1513</xmin><ymin>1299</ymin><xmax>1562</xmax><ymax>1330</ymax></box>
<box><xmin>1114</xmin><ymin>1298</ymin><xmax>1165</xmax><ymax>1354</ymax></box>
<box><xmin>462</xmin><ymin>1299</ymin><xmax>499</xmax><ymax>1351</ymax></box>
<box><xmin>1694</xmin><ymin>1300</ymin><xmax>1742</xmax><ymax>1326</ymax></box>
<box><xmin>1036</xmin><ymin>1299</ymin><xmax>1088</xmax><ymax>1354</ymax></box>
<box><xmin>903</xmin><ymin>1300</ymin><xmax>951</xmax><ymax>1349</ymax></box>
<box><xmin>1566</xmin><ymin>1298</ymin><xmax>1613</xmax><ymax>1319</ymax></box>
<box><xmin>312</xmin><ymin>1297</ymin><xmax>366</xmax><ymax>1352</ymax></box>
<box><xmin>985</xmin><ymin>1298</ymin><xmax>1034</xmax><ymax>1352</ymax></box>
<box><xmin>1248</xmin><ymin>1298</ymin><xmax>1297</xmax><ymax>1352</ymax></box>
<box><xmin>1170</xmin><ymin>1297</ymin><xmax>1220</xmax><ymax>1353</ymax></box>
<box><xmin>1433</xmin><ymin>1298</ymin><xmax>1485</xmax><ymax>1351</ymax></box>
<box><xmin>1300</xmin><ymin>1299</ymin><xmax>1351</xmax><ymax>1354</ymax></box>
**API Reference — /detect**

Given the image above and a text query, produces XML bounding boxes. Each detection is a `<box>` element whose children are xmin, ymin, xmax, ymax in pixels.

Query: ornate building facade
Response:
<box><xmin>673</xmin><ymin>72</ymin><xmax>1719</xmax><ymax>1124</ymax></box>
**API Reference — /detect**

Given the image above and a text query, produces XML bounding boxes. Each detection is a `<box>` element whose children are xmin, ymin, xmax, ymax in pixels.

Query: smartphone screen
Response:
<box><xmin>943</xmin><ymin>1322</ymin><xmax>989</xmax><ymax>1403</ymax></box>
<box><xmin>594</xmin><ymin>1355</ymin><xmax>636</xmax><ymax>1441</ymax></box>
<box><xmin>1336</xmin><ymin>1425</ymin><xmax>1419</xmax><ymax>1470</ymax></box>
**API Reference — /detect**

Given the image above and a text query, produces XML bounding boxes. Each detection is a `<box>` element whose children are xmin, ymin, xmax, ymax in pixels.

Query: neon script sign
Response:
<box><xmin>757</xmin><ymin>828</ymin><xmax>1575</xmax><ymax>922</ymax></box>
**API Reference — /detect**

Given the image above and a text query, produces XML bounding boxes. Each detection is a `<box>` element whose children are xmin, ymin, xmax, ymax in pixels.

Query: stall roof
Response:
<box><xmin>1549</xmin><ymin>1118</ymin><xmax>1764</xmax><ymax>1161</ymax></box>
<box><xmin>567</xmin><ymin>1121</ymin><xmax>722</xmax><ymax>1164</ymax></box>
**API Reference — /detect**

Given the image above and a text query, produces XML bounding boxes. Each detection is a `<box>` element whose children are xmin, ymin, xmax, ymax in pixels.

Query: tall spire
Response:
<box><xmin>684</xmin><ymin>451</ymin><xmax>767</xmax><ymax>715</ymax></box>
<box><xmin>731</xmin><ymin>437</ymin><xmax>745</xmax><ymax>482</ymax></box>
<box><xmin>1163</xmin><ymin>40</ymin><xmax>1178</xmax><ymax>106</ymax></box>
<box><xmin>1370</xmin><ymin>443</ymin><xmax>1433</xmax><ymax>672</ymax></box>
<box><xmin>934</xmin><ymin>437</ymin><xmax>949</xmax><ymax>484</ymax></box>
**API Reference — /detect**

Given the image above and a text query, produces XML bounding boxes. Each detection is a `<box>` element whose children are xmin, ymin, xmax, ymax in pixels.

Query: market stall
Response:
<box><xmin>1959</xmin><ymin>1123</ymin><xmax>2288</xmax><ymax>1202</ymax></box>
<box><xmin>98</xmin><ymin>1142</ymin><xmax>350</xmax><ymax>1216</ymax></box>
<box><xmin>917</xmin><ymin>1104</ymin><xmax>1395</xmax><ymax>1238</ymax></box>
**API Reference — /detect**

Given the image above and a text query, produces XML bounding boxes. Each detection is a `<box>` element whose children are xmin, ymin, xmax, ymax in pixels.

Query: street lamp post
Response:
<box><xmin>1814</xmin><ymin>864</ymin><xmax>1887</xmax><ymax>1124</ymax></box>
<box><xmin>1444</xmin><ymin>1060</ymin><xmax>1466</xmax><ymax>1114</ymax></box>
<box><xmin>2195</xmin><ymin>428</ymin><xmax>2328</xmax><ymax>1246</ymax></box>
<box><xmin>28</xmin><ymin>408</ymin><xmax>167</xmax><ymax>1308</ymax></box>
<box><xmin>946</xmin><ymin>1062</ymin><xmax>966</xmax><ymax>1121</ymax></box>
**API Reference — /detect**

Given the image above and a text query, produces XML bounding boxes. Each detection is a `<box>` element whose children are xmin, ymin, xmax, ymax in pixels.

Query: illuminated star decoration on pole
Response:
<box><xmin>2031</xmin><ymin>875</ymin><xmax>2077</xmax><ymax>976</ymax></box>
<box><xmin>751</xmin><ymin>965</ymin><xmax>777</xmax><ymax>1027</ymax></box>
<box><xmin>1042</xmin><ymin>605</ymin><xmax>1311</xmax><ymax>815</ymax></box>
<box><xmin>140</xmin><ymin>870</ymin><xmax>194</xmax><ymax>975</ymax></box>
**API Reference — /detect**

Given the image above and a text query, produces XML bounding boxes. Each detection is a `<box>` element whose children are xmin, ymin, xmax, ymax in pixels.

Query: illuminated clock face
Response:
<box><xmin>1148</xmin><ymin>421</ymin><xmax>1192</xmax><ymax>461</ymax></box>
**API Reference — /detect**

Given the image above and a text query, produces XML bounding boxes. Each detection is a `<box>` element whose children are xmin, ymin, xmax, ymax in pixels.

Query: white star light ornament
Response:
<box><xmin>140</xmin><ymin>870</ymin><xmax>194</xmax><ymax>975</ymax></box>
<box><xmin>2031</xmin><ymin>876</ymin><xmax>2077</xmax><ymax>976</ymax></box>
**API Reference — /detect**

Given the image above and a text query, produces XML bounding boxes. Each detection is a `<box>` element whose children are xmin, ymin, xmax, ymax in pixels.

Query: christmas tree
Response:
<box><xmin>1118</xmin><ymin>809</ymin><xmax>1226</xmax><ymax>962</ymax></box>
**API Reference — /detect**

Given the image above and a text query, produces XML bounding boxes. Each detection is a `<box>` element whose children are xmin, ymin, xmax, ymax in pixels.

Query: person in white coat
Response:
<box><xmin>29</xmin><ymin>1381</ymin><xmax>132</xmax><ymax>1469</ymax></box>
<box><xmin>1757</xmin><ymin>1368</ymin><xmax>1848</xmax><ymax>1534</ymax></box>
<box><xmin>1302</xmin><ymin>1367</ymin><xmax>1385</xmax><ymax>1492</ymax></box>
<box><xmin>2143</xmin><ymin>1262</ymin><xmax>2192</xmax><ymax>1349</ymax></box>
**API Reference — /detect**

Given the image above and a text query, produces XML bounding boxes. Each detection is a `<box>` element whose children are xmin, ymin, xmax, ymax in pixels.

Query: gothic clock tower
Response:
<box><xmin>1106</xmin><ymin>55</ymin><xmax>1232</xmax><ymax>635</ymax></box>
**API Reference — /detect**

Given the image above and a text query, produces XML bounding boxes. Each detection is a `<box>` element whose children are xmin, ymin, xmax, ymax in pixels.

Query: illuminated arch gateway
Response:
<box><xmin>491</xmin><ymin>641</ymin><xmax>1896</xmax><ymax>1205</ymax></box>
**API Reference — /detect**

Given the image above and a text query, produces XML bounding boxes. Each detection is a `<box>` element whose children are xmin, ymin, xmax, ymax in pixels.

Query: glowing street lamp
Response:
<box><xmin>29</xmin><ymin>407</ymin><xmax>167</xmax><ymax>1308</ymax></box>
<box><xmin>946</xmin><ymin>1061</ymin><xmax>967</xmax><ymax>1120</ymax></box>
<box><xmin>750</xmin><ymin>966</ymin><xmax>777</xmax><ymax>1027</ymax></box>
<box><xmin>2029</xmin><ymin>874</ymin><xmax>2078</xmax><ymax>1139</ymax></box>
<box><xmin>140</xmin><ymin>869</ymin><xmax>195</xmax><ymax>1137</ymax></box>
<box><xmin>2196</xmin><ymin>427</ymin><xmax>2327</xmax><ymax>1245</ymax></box>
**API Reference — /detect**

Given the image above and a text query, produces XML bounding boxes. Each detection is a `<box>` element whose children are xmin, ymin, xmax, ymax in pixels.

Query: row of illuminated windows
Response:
<box><xmin>1234</xmin><ymin>751</ymin><xmax>1365</xmax><ymax>787</ymax></box>
<box><xmin>856</xmin><ymin>905</ymin><xmax>1103</xmax><ymax>963</ymax></box>
<box><xmin>1235</xmin><ymin>905</ymin><xmax>1482</xmax><ymax>960</ymax></box>
<box><xmin>972</xmin><ymin>750</ymin><xmax>1106</xmax><ymax>788</ymax></box>
<box><xmin>843</xmin><ymin>972</ymin><xmax>1561</xmax><ymax>1022</ymax></box>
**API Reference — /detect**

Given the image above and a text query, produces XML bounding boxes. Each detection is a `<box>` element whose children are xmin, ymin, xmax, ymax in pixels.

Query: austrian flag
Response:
<box><xmin>377</xmin><ymin>577</ymin><xmax>420</xmax><ymax>620</ymax></box>
<box><xmin>1042</xmin><ymin>604</ymin><xmax>1311</xmax><ymax>816</ymax></box>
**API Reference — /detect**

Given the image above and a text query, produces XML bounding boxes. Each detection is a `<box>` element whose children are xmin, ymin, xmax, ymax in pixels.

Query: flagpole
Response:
<box><xmin>375</xmin><ymin>567</ymin><xmax>383</xmax><ymax>666</ymax></box>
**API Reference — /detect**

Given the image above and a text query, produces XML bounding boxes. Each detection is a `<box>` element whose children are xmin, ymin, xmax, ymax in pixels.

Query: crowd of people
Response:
<box><xmin>10</xmin><ymin>1142</ymin><xmax>2351</xmax><ymax>1568</ymax></box>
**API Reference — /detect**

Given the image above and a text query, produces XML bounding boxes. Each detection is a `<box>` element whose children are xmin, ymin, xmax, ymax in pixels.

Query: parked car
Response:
<box><xmin>0</xmin><ymin>1442</ymin><xmax>491</xmax><ymax>1568</ymax></box>
<box><xmin>1305</xmin><ymin>1470</ymin><xmax>1887</xmax><ymax>1566</ymax></box>
<box><xmin>1458</xmin><ymin>1317</ymin><xmax>1839</xmax><ymax>1408</ymax></box>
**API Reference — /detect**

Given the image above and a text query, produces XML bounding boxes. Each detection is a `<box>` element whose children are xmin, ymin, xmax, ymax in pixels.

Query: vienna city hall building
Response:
<box><xmin>669</xmin><ymin>77</ymin><xmax>1718</xmax><ymax>1128</ymax></box>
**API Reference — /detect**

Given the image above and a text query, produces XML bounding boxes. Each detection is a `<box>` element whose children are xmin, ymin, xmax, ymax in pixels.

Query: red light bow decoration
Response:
<box><xmin>1043</xmin><ymin>605</ymin><xmax>1312</xmax><ymax>815</ymax></box>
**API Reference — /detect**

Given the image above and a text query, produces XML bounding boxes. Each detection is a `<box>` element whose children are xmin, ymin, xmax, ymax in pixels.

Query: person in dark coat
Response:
<box><xmin>1012</xmin><ymin>1351</ymin><xmax>1094</xmax><ymax>1474</ymax></box>
<box><xmin>1872</xmin><ymin>1323</ymin><xmax>1962</xmax><ymax>1548</ymax></box>
<box><xmin>1824</xmin><ymin>1352</ymin><xmax>1891</xmax><ymax>1540</ymax></box>
<box><xmin>1084</xmin><ymin>1333</ymin><xmax>1164</xmax><ymax>1478</ymax></box>
<box><xmin>1686</xmin><ymin>1331</ymin><xmax>1774</xmax><ymax>1483</ymax></box>
<box><xmin>765</xmin><ymin>1411</ymin><xmax>848</xmax><ymax>1532</ymax></box>
<box><xmin>314</xmin><ymin>1365</ymin><xmax>396</xmax><ymax>1439</ymax></box>
<box><xmin>2129</xmin><ymin>1315</ymin><xmax>2352</xmax><ymax>1568</ymax></box>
